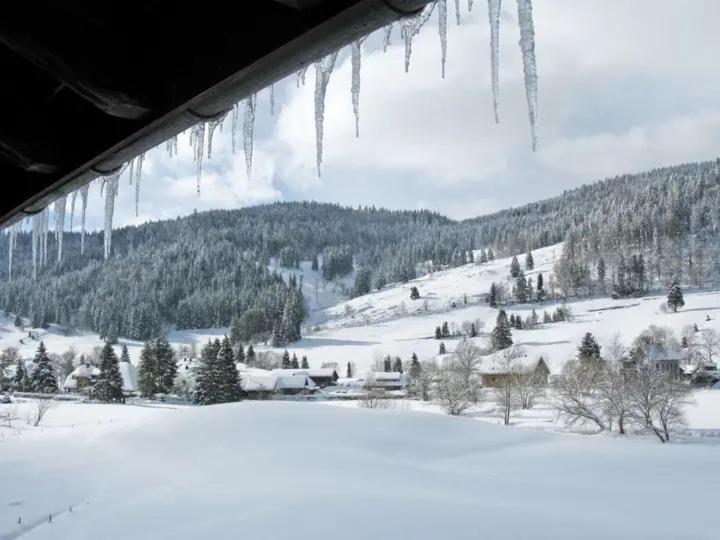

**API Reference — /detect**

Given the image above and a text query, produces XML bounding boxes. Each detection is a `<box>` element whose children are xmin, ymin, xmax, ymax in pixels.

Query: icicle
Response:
<box><xmin>382</xmin><ymin>24</ymin><xmax>393</xmax><ymax>52</ymax></box>
<box><xmin>135</xmin><ymin>153</ymin><xmax>145</xmax><ymax>217</ymax></box>
<box><xmin>488</xmin><ymin>0</ymin><xmax>502</xmax><ymax>123</ymax></box>
<box><xmin>231</xmin><ymin>103</ymin><xmax>240</xmax><ymax>154</ymax></box>
<box><xmin>54</xmin><ymin>195</ymin><xmax>66</xmax><ymax>262</ymax></box>
<box><xmin>269</xmin><ymin>84</ymin><xmax>275</xmax><ymax>116</ymax></box>
<box><xmin>127</xmin><ymin>159</ymin><xmax>135</xmax><ymax>186</ymax></box>
<box><xmin>103</xmin><ymin>171</ymin><xmax>120</xmax><ymax>260</ymax></box>
<box><xmin>8</xmin><ymin>223</ymin><xmax>18</xmax><ymax>282</ymax></box>
<box><xmin>439</xmin><ymin>0</ymin><xmax>448</xmax><ymax>78</ymax></box>
<box><xmin>468</xmin><ymin>0</ymin><xmax>474</xmax><ymax>11</ymax></box>
<box><xmin>207</xmin><ymin>113</ymin><xmax>227</xmax><ymax>160</ymax></box>
<box><xmin>32</xmin><ymin>213</ymin><xmax>40</xmax><ymax>280</ymax></box>
<box><xmin>516</xmin><ymin>0</ymin><xmax>538</xmax><ymax>150</ymax></box>
<box><xmin>69</xmin><ymin>190</ymin><xmax>78</xmax><ymax>230</ymax></box>
<box><xmin>80</xmin><ymin>183</ymin><xmax>89</xmax><ymax>255</ymax></box>
<box><xmin>314</xmin><ymin>51</ymin><xmax>339</xmax><ymax>177</ymax></box>
<box><xmin>243</xmin><ymin>94</ymin><xmax>257</xmax><ymax>180</ymax></box>
<box><xmin>166</xmin><ymin>134</ymin><xmax>178</xmax><ymax>157</ymax></box>
<box><xmin>351</xmin><ymin>39</ymin><xmax>365</xmax><ymax>138</ymax></box>
<box><xmin>190</xmin><ymin>123</ymin><xmax>206</xmax><ymax>194</ymax></box>
<box><xmin>296</xmin><ymin>66</ymin><xmax>308</xmax><ymax>88</ymax></box>
<box><xmin>455</xmin><ymin>0</ymin><xmax>461</xmax><ymax>24</ymax></box>
<box><xmin>41</xmin><ymin>208</ymin><xmax>49</xmax><ymax>267</ymax></box>
<box><xmin>401</xmin><ymin>3</ymin><xmax>435</xmax><ymax>73</ymax></box>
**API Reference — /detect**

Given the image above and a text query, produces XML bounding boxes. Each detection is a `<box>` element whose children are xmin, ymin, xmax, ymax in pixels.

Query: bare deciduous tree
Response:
<box><xmin>32</xmin><ymin>398</ymin><xmax>56</xmax><ymax>427</ymax></box>
<box><xmin>627</xmin><ymin>364</ymin><xmax>691</xmax><ymax>443</ymax></box>
<box><xmin>697</xmin><ymin>328</ymin><xmax>720</xmax><ymax>368</ymax></box>
<box><xmin>436</xmin><ymin>340</ymin><xmax>483</xmax><ymax>416</ymax></box>
<box><xmin>597</xmin><ymin>364</ymin><xmax>634</xmax><ymax>434</ymax></box>
<box><xmin>554</xmin><ymin>360</ymin><xmax>607</xmax><ymax>432</ymax></box>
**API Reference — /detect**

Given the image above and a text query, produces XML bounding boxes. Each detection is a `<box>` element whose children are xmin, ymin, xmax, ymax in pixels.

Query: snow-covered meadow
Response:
<box><xmin>1</xmin><ymin>400</ymin><xmax>719</xmax><ymax>540</ymax></box>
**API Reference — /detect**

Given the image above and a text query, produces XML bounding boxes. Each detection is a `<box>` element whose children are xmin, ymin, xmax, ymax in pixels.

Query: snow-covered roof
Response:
<box><xmin>371</xmin><ymin>372</ymin><xmax>404</xmax><ymax>381</ymax></box>
<box><xmin>63</xmin><ymin>362</ymin><xmax>137</xmax><ymax>392</ymax></box>
<box><xmin>477</xmin><ymin>353</ymin><xmax>546</xmax><ymax>375</ymax></box>
<box><xmin>241</xmin><ymin>372</ymin><xmax>317</xmax><ymax>392</ymax></box>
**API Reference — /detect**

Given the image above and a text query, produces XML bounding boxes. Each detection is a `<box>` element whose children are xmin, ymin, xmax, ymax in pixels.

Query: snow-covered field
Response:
<box><xmin>1</xmin><ymin>399</ymin><xmax>719</xmax><ymax>540</ymax></box>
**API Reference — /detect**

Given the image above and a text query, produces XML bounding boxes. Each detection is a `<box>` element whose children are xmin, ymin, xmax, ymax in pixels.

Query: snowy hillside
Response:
<box><xmin>6</xmin><ymin>241</ymin><xmax>720</xmax><ymax>379</ymax></box>
<box><xmin>1</xmin><ymin>401</ymin><xmax>718</xmax><ymax>540</ymax></box>
<box><xmin>257</xmin><ymin>244</ymin><xmax>720</xmax><ymax>375</ymax></box>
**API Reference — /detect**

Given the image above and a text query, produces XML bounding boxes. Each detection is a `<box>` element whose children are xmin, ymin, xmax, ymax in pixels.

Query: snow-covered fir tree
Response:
<box><xmin>93</xmin><ymin>342</ymin><xmax>124</xmax><ymax>403</ymax></box>
<box><xmin>30</xmin><ymin>341</ymin><xmax>58</xmax><ymax>394</ymax></box>
<box><xmin>525</xmin><ymin>251</ymin><xmax>534</xmax><ymax>270</ymax></box>
<box><xmin>667</xmin><ymin>277</ymin><xmax>684</xmax><ymax>312</ymax></box>
<box><xmin>194</xmin><ymin>338</ymin><xmax>240</xmax><ymax>405</ymax></box>
<box><xmin>510</xmin><ymin>256</ymin><xmax>521</xmax><ymax>278</ymax></box>
<box><xmin>491</xmin><ymin>310</ymin><xmax>513</xmax><ymax>350</ymax></box>
<box><xmin>578</xmin><ymin>332</ymin><xmax>602</xmax><ymax>361</ymax></box>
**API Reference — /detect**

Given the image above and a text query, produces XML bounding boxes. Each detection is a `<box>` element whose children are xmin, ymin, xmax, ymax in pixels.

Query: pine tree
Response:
<box><xmin>215</xmin><ymin>337</ymin><xmax>241</xmax><ymax>403</ymax></box>
<box><xmin>435</xmin><ymin>326</ymin><xmax>442</xmax><ymax>340</ymax></box>
<box><xmin>510</xmin><ymin>256</ymin><xmax>521</xmax><ymax>278</ymax></box>
<box><xmin>479</xmin><ymin>249</ymin><xmax>488</xmax><ymax>264</ymax></box>
<box><xmin>491</xmin><ymin>310</ymin><xmax>513</xmax><ymax>350</ymax></box>
<box><xmin>441</xmin><ymin>321</ymin><xmax>450</xmax><ymax>337</ymax></box>
<box><xmin>488</xmin><ymin>248</ymin><xmax>495</xmax><ymax>261</ymax></box>
<box><xmin>353</xmin><ymin>267</ymin><xmax>372</xmax><ymax>297</ymax></box>
<box><xmin>301</xmin><ymin>355</ymin><xmax>309</xmax><ymax>369</ymax></box>
<box><xmin>514</xmin><ymin>270</ymin><xmax>528</xmax><ymax>303</ymax></box>
<box><xmin>392</xmin><ymin>357</ymin><xmax>403</xmax><ymax>373</ymax></box>
<box><xmin>13</xmin><ymin>314</ymin><xmax>23</xmax><ymax>328</ymax></box>
<box><xmin>667</xmin><ymin>277</ymin><xmax>685</xmax><ymax>312</ymax></box>
<box><xmin>346</xmin><ymin>361</ymin><xmax>353</xmax><ymax>378</ymax></box>
<box><xmin>235</xmin><ymin>343</ymin><xmax>245</xmax><ymax>364</ymax></box>
<box><xmin>94</xmin><ymin>342</ymin><xmax>124</xmax><ymax>402</ymax></box>
<box><xmin>291</xmin><ymin>353</ymin><xmax>300</xmax><ymax>369</ymax></box>
<box><xmin>525</xmin><ymin>251</ymin><xmax>534</xmax><ymax>270</ymax></box>
<box><xmin>578</xmin><ymin>332</ymin><xmax>602</xmax><ymax>361</ymax></box>
<box><xmin>470</xmin><ymin>323</ymin><xmax>477</xmax><ymax>337</ymax></box>
<box><xmin>489</xmin><ymin>282</ymin><xmax>497</xmax><ymax>308</ymax></box>
<box><xmin>194</xmin><ymin>338</ymin><xmax>240</xmax><ymax>404</ymax></box>
<box><xmin>282</xmin><ymin>350</ymin><xmax>291</xmax><ymax>369</ymax></box>
<box><xmin>410</xmin><ymin>286</ymin><xmax>420</xmax><ymax>300</ymax></box>
<box><xmin>246</xmin><ymin>345</ymin><xmax>256</xmax><ymax>365</ymax></box>
<box><xmin>120</xmin><ymin>344</ymin><xmax>131</xmax><ymax>364</ymax></box>
<box><xmin>137</xmin><ymin>341</ymin><xmax>157</xmax><ymax>397</ymax></box>
<box><xmin>536</xmin><ymin>272</ymin><xmax>545</xmax><ymax>303</ymax></box>
<box><xmin>154</xmin><ymin>337</ymin><xmax>177</xmax><ymax>393</ymax></box>
<box><xmin>12</xmin><ymin>359</ymin><xmax>29</xmax><ymax>392</ymax></box>
<box><xmin>439</xmin><ymin>342</ymin><xmax>446</xmax><ymax>354</ymax></box>
<box><xmin>30</xmin><ymin>342</ymin><xmax>58</xmax><ymax>394</ymax></box>
<box><xmin>543</xmin><ymin>311</ymin><xmax>551</xmax><ymax>323</ymax></box>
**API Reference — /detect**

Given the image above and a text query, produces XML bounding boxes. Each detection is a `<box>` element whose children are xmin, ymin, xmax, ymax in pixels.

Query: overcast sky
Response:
<box><xmin>83</xmin><ymin>0</ymin><xmax>720</xmax><ymax>229</ymax></box>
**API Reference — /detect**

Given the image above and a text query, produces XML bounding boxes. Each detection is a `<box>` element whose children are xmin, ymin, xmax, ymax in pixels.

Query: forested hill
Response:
<box><xmin>2</xmin><ymin>157</ymin><xmax>720</xmax><ymax>341</ymax></box>
<box><xmin>0</xmin><ymin>203</ymin><xmax>480</xmax><ymax>342</ymax></box>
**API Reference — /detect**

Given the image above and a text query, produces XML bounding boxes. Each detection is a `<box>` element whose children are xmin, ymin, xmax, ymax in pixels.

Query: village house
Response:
<box><xmin>63</xmin><ymin>361</ymin><xmax>138</xmax><ymax>395</ymax></box>
<box><xmin>479</xmin><ymin>356</ymin><xmax>550</xmax><ymax>388</ymax></box>
<box><xmin>241</xmin><ymin>370</ymin><xmax>318</xmax><ymax>398</ymax></box>
<box><xmin>363</xmin><ymin>371</ymin><xmax>407</xmax><ymax>391</ymax></box>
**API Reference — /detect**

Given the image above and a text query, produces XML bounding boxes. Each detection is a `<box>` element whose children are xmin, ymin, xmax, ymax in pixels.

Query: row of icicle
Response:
<box><xmin>8</xmin><ymin>0</ymin><xmax>537</xmax><ymax>281</ymax></box>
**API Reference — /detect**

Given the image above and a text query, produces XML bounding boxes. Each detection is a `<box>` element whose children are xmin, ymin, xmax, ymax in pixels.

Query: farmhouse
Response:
<box><xmin>479</xmin><ymin>356</ymin><xmax>550</xmax><ymax>388</ymax></box>
<box><xmin>363</xmin><ymin>371</ymin><xmax>406</xmax><ymax>391</ymax></box>
<box><xmin>63</xmin><ymin>361</ymin><xmax>138</xmax><ymax>394</ymax></box>
<box><xmin>241</xmin><ymin>370</ymin><xmax>318</xmax><ymax>398</ymax></box>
